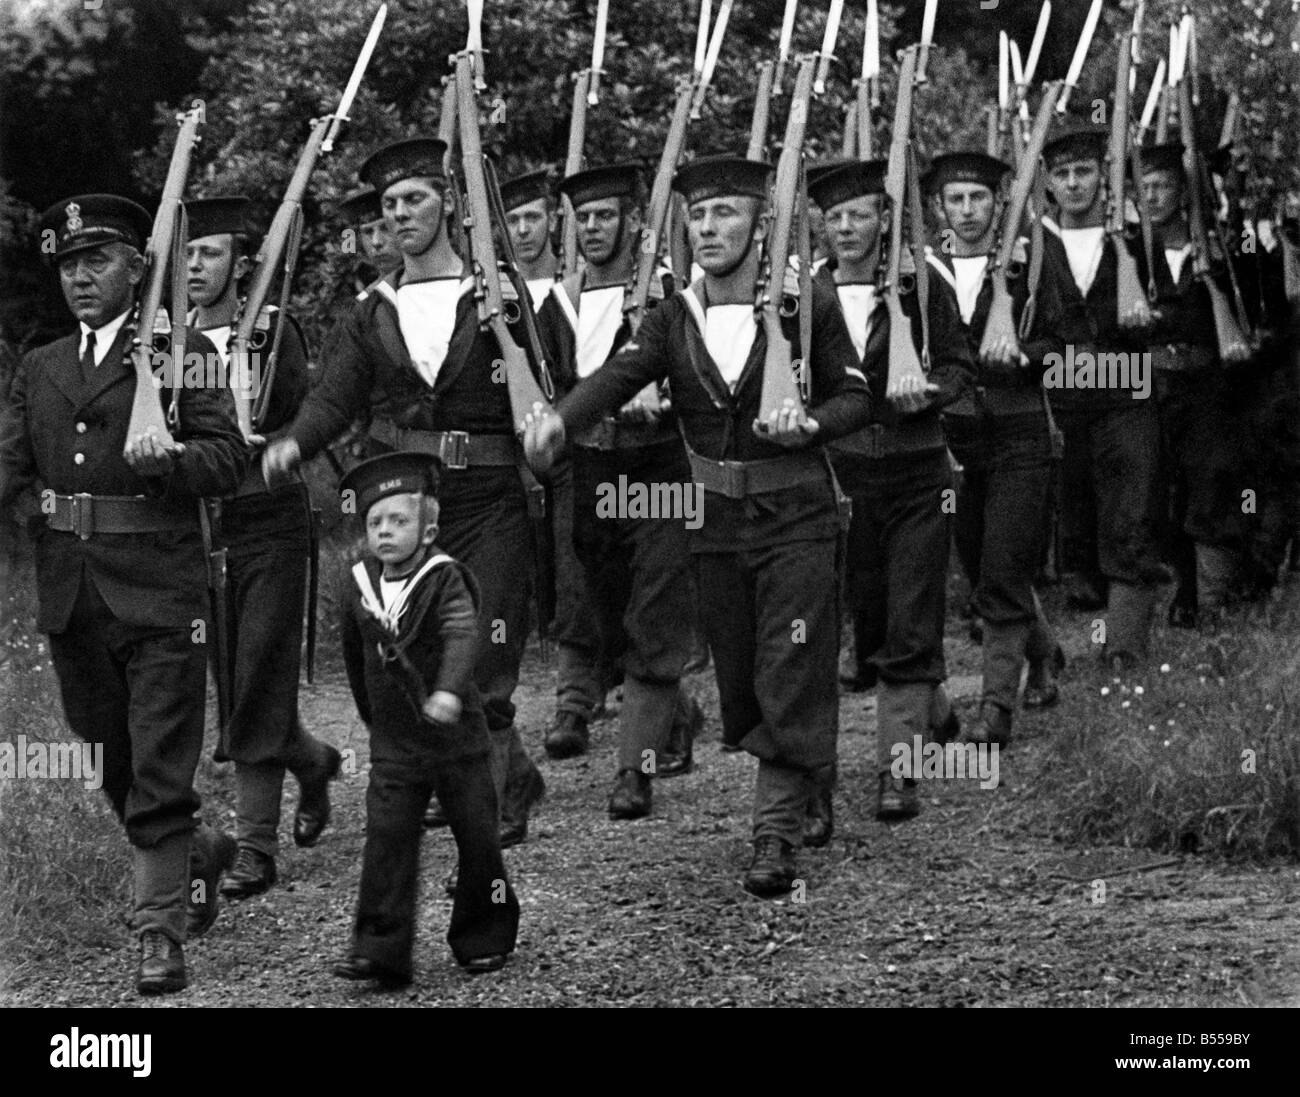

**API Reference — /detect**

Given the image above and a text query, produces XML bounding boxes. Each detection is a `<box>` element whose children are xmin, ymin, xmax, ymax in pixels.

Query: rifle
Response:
<box><xmin>454</xmin><ymin>50</ymin><xmax>556</xmax><ymax>423</ymax></box>
<box><xmin>437</xmin><ymin>73</ymin><xmax>470</xmax><ymax>261</ymax></box>
<box><xmin>122</xmin><ymin>103</ymin><xmax>204</xmax><ymax>452</ymax></box>
<box><xmin>622</xmin><ymin>6</ymin><xmax>730</xmax><ymax>411</ymax></box>
<box><xmin>754</xmin><ymin>53</ymin><xmax>817</xmax><ymax>431</ymax></box>
<box><xmin>882</xmin><ymin>45</ymin><xmax>928</xmax><ymax>397</ymax></box>
<box><xmin>749</xmin><ymin>61</ymin><xmax>777</xmax><ymax>159</ymax></box>
<box><xmin>1109</xmin><ymin>28</ymin><xmax>1154</xmax><ymax>332</ymax></box>
<box><xmin>1178</xmin><ymin>78</ymin><xmax>1253</xmax><ymax>364</ymax></box>
<box><xmin>231</xmin><ymin>3</ymin><xmax>388</xmax><ymax>438</ymax></box>
<box><xmin>560</xmin><ymin>70</ymin><xmax>592</xmax><ymax>275</ymax></box>
<box><xmin>978</xmin><ymin>82</ymin><xmax>1063</xmax><ymax>367</ymax></box>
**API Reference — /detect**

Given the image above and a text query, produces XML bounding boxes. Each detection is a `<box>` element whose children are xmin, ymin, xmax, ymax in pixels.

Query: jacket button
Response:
<box><xmin>74</xmin><ymin>453</ymin><xmax>85</xmax><ymax>465</ymax></box>
<box><xmin>76</xmin><ymin>421</ymin><xmax>87</xmax><ymax>434</ymax></box>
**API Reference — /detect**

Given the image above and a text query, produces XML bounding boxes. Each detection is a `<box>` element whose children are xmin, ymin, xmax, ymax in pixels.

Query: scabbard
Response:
<box><xmin>198</xmin><ymin>500</ymin><xmax>233</xmax><ymax>730</ymax></box>
<box><xmin>306</xmin><ymin>504</ymin><xmax>321</xmax><ymax>684</ymax></box>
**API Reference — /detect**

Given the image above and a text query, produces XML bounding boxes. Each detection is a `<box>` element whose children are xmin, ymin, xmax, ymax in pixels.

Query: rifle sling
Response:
<box><xmin>906</xmin><ymin>142</ymin><xmax>931</xmax><ymax>368</ymax></box>
<box><xmin>1020</xmin><ymin>169</ymin><xmax>1046</xmax><ymax>342</ymax></box>
<box><xmin>167</xmin><ymin>203</ymin><xmax>188</xmax><ymax>429</ymax></box>
<box><xmin>797</xmin><ymin>158</ymin><xmax>813</xmax><ymax>404</ymax></box>
<box><xmin>254</xmin><ymin>204</ymin><xmax>305</xmax><ymax>431</ymax></box>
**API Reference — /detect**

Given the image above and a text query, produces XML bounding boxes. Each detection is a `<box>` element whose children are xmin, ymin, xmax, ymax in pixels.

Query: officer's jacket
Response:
<box><xmin>341</xmin><ymin>551</ymin><xmax>490</xmax><ymax>765</ymax></box>
<box><xmin>814</xmin><ymin>264</ymin><xmax>974</xmax><ymax>460</ymax></box>
<box><xmin>557</xmin><ymin>278</ymin><xmax>871</xmax><ymax>549</ymax></box>
<box><xmin>0</xmin><ymin>323</ymin><xmax>247</xmax><ymax>632</ymax></box>
<box><xmin>291</xmin><ymin>270</ymin><xmax>542</xmax><ymax>462</ymax></box>
<box><xmin>925</xmin><ymin>244</ymin><xmax>1065</xmax><ymax>418</ymax></box>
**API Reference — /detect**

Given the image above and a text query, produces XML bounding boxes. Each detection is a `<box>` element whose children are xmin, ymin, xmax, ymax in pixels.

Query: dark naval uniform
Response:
<box><xmin>552</xmin><ymin>157</ymin><xmax>870</xmax><ymax>879</ymax></box>
<box><xmin>1039</xmin><ymin>125</ymin><xmax>1167</xmax><ymax>665</ymax></box>
<box><xmin>283</xmin><ymin>139</ymin><xmax>544</xmax><ymax>844</ymax></box>
<box><xmin>185</xmin><ymin>197</ymin><xmax>340</xmax><ymax>888</ymax></box>
<box><xmin>338</xmin><ymin>456</ymin><xmax>518</xmax><ymax>979</ymax></box>
<box><xmin>808</xmin><ymin>160</ymin><xmax>975</xmax><ymax>814</ymax></box>
<box><xmin>534</xmin><ymin>162</ymin><xmax>698</xmax><ymax>813</ymax></box>
<box><xmin>923</xmin><ymin>150</ymin><xmax>1066</xmax><ymax>739</ymax></box>
<box><xmin>0</xmin><ymin>195</ymin><xmax>247</xmax><ymax>984</ymax></box>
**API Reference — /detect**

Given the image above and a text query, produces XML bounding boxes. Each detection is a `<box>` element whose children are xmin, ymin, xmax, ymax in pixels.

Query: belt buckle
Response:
<box><xmin>438</xmin><ymin>431</ymin><xmax>469</xmax><ymax>470</ymax></box>
<box><xmin>722</xmin><ymin>461</ymin><xmax>747</xmax><ymax>499</ymax></box>
<box><xmin>596</xmin><ymin>418</ymin><xmax>618</xmax><ymax>450</ymax></box>
<box><xmin>71</xmin><ymin>492</ymin><xmax>94</xmax><ymax>540</ymax></box>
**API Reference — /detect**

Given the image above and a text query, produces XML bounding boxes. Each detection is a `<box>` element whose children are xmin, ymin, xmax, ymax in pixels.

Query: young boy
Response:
<box><xmin>335</xmin><ymin>451</ymin><xmax>520</xmax><ymax>985</ymax></box>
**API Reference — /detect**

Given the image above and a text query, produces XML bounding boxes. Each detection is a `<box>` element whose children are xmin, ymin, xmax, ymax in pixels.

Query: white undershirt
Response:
<box><xmin>396</xmin><ymin>279</ymin><xmax>462</xmax><ymax>389</ymax></box>
<box><xmin>835</xmin><ymin>284</ymin><xmax>877</xmax><ymax>360</ymax></box>
<box><xmin>1059</xmin><ymin>225</ymin><xmax>1107</xmax><ymax>295</ymax></box>
<box><xmin>1165</xmin><ymin>244</ymin><xmax>1192</xmax><ymax>285</ymax></box>
<box><xmin>526</xmin><ymin>277</ymin><xmax>554</xmax><ymax>313</ymax></box>
<box><xmin>576</xmin><ymin>285</ymin><xmax>625</xmax><ymax>379</ymax></box>
<box><xmin>201</xmin><ymin>324</ymin><xmax>232</xmax><ymax>368</ymax></box>
<box><xmin>78</xmin><ymin>310</ymin><xmax>130</xmax><ymax>367</ymax></box>
<box><xmin>952</xmin><ymin>256</ymin><xmax>989</xmax><ymax>325</ymax></box>
<box><xmin>379</xmin><ymin>575</ymin><xmax>405</xmax><ymax>609</ymax></box>
<box><xmin>704</xmin><ymin>304</ymin><xmax>757</xmax><ymax>391</ymax></box>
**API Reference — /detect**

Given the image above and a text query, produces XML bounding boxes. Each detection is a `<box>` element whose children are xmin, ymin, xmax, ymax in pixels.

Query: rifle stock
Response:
<box><xmin>454</xmin><ymin>52</ymin><xmax>554</xmax><ymax>424</ymax></box>
<box><xmin>978</xmin><ymin>82</ymin><xmax>1062</xmax><ymax>367</ymax></box>
<box><xmin>1178</xmin><ymin>79</ymin><xmax>1252</xmax><ymax>364</ymax></box>
<box><xmin>755</xmin><ymin>54</ymin><xmax>817</xmax><ymax>430</ymax></box>
<box><xmin>1108</xmin><ymin>30</ymin><xmax>1154</xmax><ymax>333</ymax></box>
<box><xmin>883</xmin><ymin>46</ymin><xmax>926</xmax><ymax>394</ymax></box>
<box><xmin>124</xmin><ymin>105</ymin><xmax>204</xmax><ymax>453</ymax></box>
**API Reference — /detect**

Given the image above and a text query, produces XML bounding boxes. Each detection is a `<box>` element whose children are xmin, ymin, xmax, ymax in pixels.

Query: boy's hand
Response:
<box><xmin>422</xmin><ymin>690</ymin><xmax>462</xmax><ymax>726</ymax></box>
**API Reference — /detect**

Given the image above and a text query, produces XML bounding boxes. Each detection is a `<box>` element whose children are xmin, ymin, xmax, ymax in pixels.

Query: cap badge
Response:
<box><xmin>64</xmin><ymin>202</ymin><xmax>83</xmax><ymax>234</ymax></box>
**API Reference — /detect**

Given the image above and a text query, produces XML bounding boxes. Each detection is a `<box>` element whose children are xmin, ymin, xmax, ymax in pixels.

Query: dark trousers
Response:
<box><xmin>548</xmin><ymin>460</ymin><xmax>607</xmax><ymax>719</ymax></box>
<box><xmin>835</xmin><ymin>448</ymin><xmax>952</xmax><ymax>685</ymax></box>
<box><xmin>438</xmin><ymin>470</ymin><xmax>534</xmax><ymax>732</ymax></box>
<box><xmin>694</xmin><ymin>536</ymin><xmax>840</xmax><ymax>770</ymax></box>
<box><xmin>47</xmin><ymin>576</ymin><xmax>204</xmax><ymax>849</ymax></box>
<box><xmin>946</xmin><ymin>412</ymin><xmax>1054</xmax><ymax>626</ymax></box>
<box><xmin>572</xmin><ymin>447</ymin><xmax>694</xmax><ymax>686</ymax></box>
<box><xmin>354</xmin><ymin>754</ymin><xmax>520</xmax><ymax>973</ymax></box>
<box><xmin>1054</xmin><ymin>400</ymin><xmax>1165</xmax><ymax>585</ymax></box>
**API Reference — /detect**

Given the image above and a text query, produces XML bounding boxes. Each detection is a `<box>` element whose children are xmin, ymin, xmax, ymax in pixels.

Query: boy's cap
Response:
<box><xmin>336</xmin><ymin>186</ymin><xmax>383</xmax><ymax>224</ymax></box>
<box><xmin>501</xmin><ymin>167</ymin><xmax>556</xmax><ymax>211</ymax></box>
<box><xmin>672</xmin><ymin>155</ymin><xmax>773</xmax><ymax>205</ymax></box>
<box><xmin>341</xmin><ymin>451</ymin><xmax>442</xmax><ymax>517</ymax></box>
<box><xmin>185</xmin><ymin>195</ymin><xmax>254</xmax><ymax>241</ymax></box>
<box><xmin>557</xmin><ymin>162</ymin><xmax>642</xmax><ymax>208</ymax></box>
<box><xmin>1042</xmin><ymin>123</ymin><xmax>1108</xmax><ymax>170</ymax></box>
<box><xmin>921</xmin><ymin>151</ymin><xmax>1010</xmax><ymax>196</ymax></box>
<box><xmin>1138</xmin><ymin>142</ymin><xmax>1186</xmax><ymax>177</ymax></box>
<box><xmin>359</xmin><ymin>138</ymin><xmax>448</xmax><ymax>195</ymax></box>
<box><xmin>807</xmin><ymin>159</ymin><xmax>889</xmax><ymax>210</ymax></box>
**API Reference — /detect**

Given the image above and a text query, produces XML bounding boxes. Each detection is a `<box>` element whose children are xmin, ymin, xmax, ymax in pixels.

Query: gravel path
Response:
<box><xmin>5</xmin><ymin>615</ymin><xmax>1300</xmax><ymax>1008</ymax></box>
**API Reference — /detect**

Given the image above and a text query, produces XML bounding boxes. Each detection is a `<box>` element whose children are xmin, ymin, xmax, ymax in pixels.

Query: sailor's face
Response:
<box><xmin>1047</xmin><ymin>157</ymin><xmax>1102</xmax><ymax>216</ymax></box>
<box><xmin>383</xmin><ymin>178</ymin><xmax>447</xmax><ymax>256</ymax></box>
<box><xmin>59</xmin><ymin>243</ymin><xmax>142</xmax><ymax>329</ymax></box>
<box><xmin>186</xmin><ymin>233</ymin><xmax>237</xmax><ymax>308</ymax></box>
<box><xmin>688</xmin><ymin>195</ymin><xmax>765</xmax><ymax>275</ymax></box>
<box><xmin>1142</xmin><ymin>170</ymin><xmax>1184</xmax><ymax>227</ymax></box>
<box><xmin>941</xmin><ymin>183</ymin><xmax>996</xmax><ymax>245</ymax></box>
<box><xmin>506</xmin><ymin>198</ymin><xmax>555</xmax><ymax>264</ymax></box>
<box><xmin>824</xmin><ymin>195</ymin><xmax>885</xmax><ymax>265</ymax></box>
<box><xmin>575</xmin><ymin>197</ymin><xmax>627</xmax><ymax>267</ymax></box>
<box><xmin>360</xmin><ymin>216</ymin><xmax>402</xmax><ymax>271</ymax></box>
